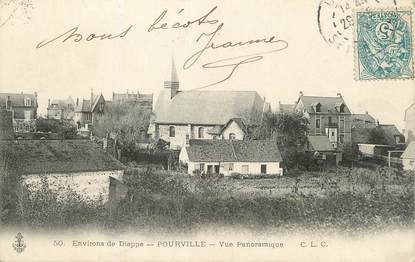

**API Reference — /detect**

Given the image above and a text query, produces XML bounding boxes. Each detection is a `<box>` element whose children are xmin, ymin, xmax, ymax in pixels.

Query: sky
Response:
<box><xmin>0</xmin><ymin>0</ymin><xmax>413</xmax><ymax>130</ymax></box>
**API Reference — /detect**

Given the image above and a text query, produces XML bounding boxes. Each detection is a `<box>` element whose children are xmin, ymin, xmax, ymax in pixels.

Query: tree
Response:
<box><xmin>249</xmin><ymin>112</ymin><xmax>309</xmax><ymax>168</ymax></box>
<box><xmin>368</xmin><ymin>127</ymin><xmax>388</xmax><ymax>145</ymax></box>
<box><xmin>342</xmin><ymin>142</ymin><xmax>359</xmax><ymax>166</ymax></box>
<box><xmin>93</xmin><ymin>103</ymin><xmax>152</xmax><ymax>155</ymax></box>
<box><xmin>35</xmin><ymin>118</ymin><xmax>77</xmax><ymax>139</ymax></box>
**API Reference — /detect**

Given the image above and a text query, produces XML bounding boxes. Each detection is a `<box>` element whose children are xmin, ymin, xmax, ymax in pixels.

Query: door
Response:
<box><xmin>214</xmin><ymin>165</ymin><xmax>220</xmax><ymax>174</ymax></box>
<box><xmin>261</xmin><ymin>164</ymin><xmax>267</xmax><ymax>174</ymax></box>
<box><xmin>207</xmin><ymin>165</ymin><xmax>213</xmax><ymax>174</ymax></box>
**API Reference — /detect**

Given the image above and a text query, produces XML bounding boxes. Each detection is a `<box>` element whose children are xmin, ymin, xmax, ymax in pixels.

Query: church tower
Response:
<box><xmin>163</xmin><ymin>57</ymin><xmax>180</xmax><ymax>99</ymax></box>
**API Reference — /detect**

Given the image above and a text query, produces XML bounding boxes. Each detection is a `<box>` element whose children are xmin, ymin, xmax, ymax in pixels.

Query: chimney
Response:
<box><xmin>365</xmin><ymin>111</ymin><xmax>369</xmax><ymax>115</ymax></box>
<box><xmin>337</xmin><ymin>93</ymin><xmax>342</xmax><ymax>98</ymax></box>
<box><xmin>6</xmin><ymin>96</ymin><xmax>11</xmax><ymax>110</ymax></box>
<box><xmin>90</xmin><ymin>89</ymin><xmax>94</xmax><ymax>103</ymax></box>
<box><xmin>299</xmin><ymin>91</ymin><xmax>303</xmax><ymax>97</ymax></box>
<box><xmin>76</xmin><ymin>98</ymin><xmax>79</xmax><ymax>106</ymax></box>
<box><xmin>48</xmin><ymin>99</ymin><xmax>51</xmax><ymax>107</ymax></box>
<box><xmin>164</xmin><ymin>57</ymin><xmax>180</xmax><ymax>99</ymax></box>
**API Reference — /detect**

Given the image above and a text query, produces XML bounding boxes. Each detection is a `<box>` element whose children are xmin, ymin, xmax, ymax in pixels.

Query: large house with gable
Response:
<box><xmin>149</xmin><ymin>61</ymin><xmax>266</xmax><ymax>150</ymax></box>
<box><xmin>294</xmin><ymin>92</ymin><xmax>352</xmax><ymax>149</ymax></box>
<box><xmin>74</xmin><ymin>90</ymin><xmax>106</xmax><ymax>130</ymax></box>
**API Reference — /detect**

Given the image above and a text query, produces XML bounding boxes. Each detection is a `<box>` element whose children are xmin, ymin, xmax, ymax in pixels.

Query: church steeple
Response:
<box><xmin>164</xmin><ymin>57</ymin><xmax>180</xmax><ymax>99</ymax></box>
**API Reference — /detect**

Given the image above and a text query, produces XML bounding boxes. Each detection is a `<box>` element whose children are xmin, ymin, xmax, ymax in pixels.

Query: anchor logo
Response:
<box><xmin>12</xmin><ymin>232</ymin><xmax>26</xmax><ymax>253</ymax></box>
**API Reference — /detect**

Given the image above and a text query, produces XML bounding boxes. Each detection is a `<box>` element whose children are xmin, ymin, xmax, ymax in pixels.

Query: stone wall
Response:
<box><xmin>23</xmin><ymin>170</ymin><xmax>124</xmax><ymax>202</ymax></box>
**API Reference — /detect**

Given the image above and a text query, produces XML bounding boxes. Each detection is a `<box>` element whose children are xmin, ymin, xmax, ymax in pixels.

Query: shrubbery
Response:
<box><xmin>1</xmin><ymin>167</ymin><xmax>413</xmax><ymax>233</ymax></box>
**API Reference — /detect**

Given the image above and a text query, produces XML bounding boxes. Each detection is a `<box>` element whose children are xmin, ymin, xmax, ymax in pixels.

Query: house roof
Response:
<box><xmin>0</xmin><ymin>139</ymin><xmax>125</xmax><ymax>175</ymax></box>
<box><xmin>379</xmin><ymin>124</ymin><xmax>404</xmax><ymax>145</ymax></box>
<box><xmin>75</xmin><ymin>94</ymin><xmax>104</xmax><ymax>113</ymax></box>
<box><xmin>221</xmin><ymin>118</ymin><xmax>247</xmax><ymax>134</ymax></box>
<box><xmin>401</xmin><ymin>142</ymin><xmax>415</xmax><ymax>159</ymax></box>
<box><xmin>307</xmin><ymin>136</ymin><xmax>335</xmax><ymax>151</ymax></box>
<box><xmin>154</xmin><ymin>90</ymin><xmax>265</xmax><ymax>125</ymax></box>
<box><xmin>298</xmin><ymin>95</ymin><xmax>351</xmax><ymax>114</ymax></box>
<box><xmin>0</xmin><ymin>93</ymin><xmax>37</xmax><ymax>108</ymax></box>
<box><xmin>49</xmin><ymin>97</ymin><xmax>74</xmax><ymax>109</ymax></box>
<box><xmin>186</xmin><ymin>139</ymin><xmax>283</xmax><ymax>162</ymax></box>
<box><xmin>352</xmin><ymin>113</ymin><xmax>376</xmax><ymax>123</ymax></box>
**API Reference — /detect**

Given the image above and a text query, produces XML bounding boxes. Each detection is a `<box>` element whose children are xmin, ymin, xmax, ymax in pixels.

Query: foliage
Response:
<box><xmin>35</xmin><ymin>118</ymin><xmax>77</xmax><ymax>139</ymax></box>
<box><xmin>93</xmin><ymin>102</ymin><xmax>152</xmax><ymax>155</ymax></box>
<box><xmin>248</xmin><ymin>112</ymin><xmax>309</xmax><ymax>169</ymax></box>
<box><xmin>342</xmin><ymin>142</ymin><xmax>360</xmax><ymax>165</ymax></box>
<box><xmin>1</xmin><ymin>166</ymin><xmax>413</xmax><ymax>234</ymax></box>
<box><xmin>368</xmin><ymin>127</ymin><xmax>388</xmax><ymax>145</ymax></box>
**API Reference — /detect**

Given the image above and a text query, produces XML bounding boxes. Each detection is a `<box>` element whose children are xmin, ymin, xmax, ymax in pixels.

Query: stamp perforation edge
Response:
<box><xmin>352</xmin><ymin>6</ymin><xmax>415</xmax><ymax>81</ymax></box>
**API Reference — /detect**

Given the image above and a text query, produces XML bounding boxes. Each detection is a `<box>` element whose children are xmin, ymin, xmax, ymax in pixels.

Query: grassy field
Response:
<box><xmin>1</xmin><ymin>166</ymin><xmax>413</xmax><ymax>234</ymax></box>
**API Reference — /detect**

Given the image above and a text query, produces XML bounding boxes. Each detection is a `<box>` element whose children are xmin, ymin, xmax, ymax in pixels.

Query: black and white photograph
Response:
<box><xmin>0</xmin><ymin>0</ymin><xmax>414</xmax><ymax>261</ymax></box>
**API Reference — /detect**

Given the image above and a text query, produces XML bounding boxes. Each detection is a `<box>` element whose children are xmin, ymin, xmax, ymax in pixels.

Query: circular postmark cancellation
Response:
<box><xmin>317</xmin><ymin>0</ymin><xmax>400</xmax><ymax>52</ymax></box>
<box><xmin>355</xmin><ymin>10</ymin><xmax>413</xmax><ymax>80</ymax></box>
<box><xmin>318</xmin><ymin>0</ymin><xmax>354</xmax><ymax>52</ymax></box>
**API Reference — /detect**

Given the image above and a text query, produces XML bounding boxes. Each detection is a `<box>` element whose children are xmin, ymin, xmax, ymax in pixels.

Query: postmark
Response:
<box><xmin>317</xmin><ymin>0</ymin><xmax>400</xmax><ymax>52</ymax></box>
<box><xmin>354</xmin><ymin>9</ymin><xmax>413</xmax><ymax>80</ymax></box>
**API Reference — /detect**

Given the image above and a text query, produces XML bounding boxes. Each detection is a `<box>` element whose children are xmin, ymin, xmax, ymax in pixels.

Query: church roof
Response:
<box><xmin>154</xmin><ymin>90</ymin><xmax>265</xmax><ymax>125</ymax></box>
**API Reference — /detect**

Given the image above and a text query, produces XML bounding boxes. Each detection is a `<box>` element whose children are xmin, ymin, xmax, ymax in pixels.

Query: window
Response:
<box><xmin>315</xmin><ymin>103</ymin><xmax>321</xmax><ymax>112</ymax></box>
<box><xmin>339</xmin><ymin>104</ymin><xmax>345</xmax><ymax>113</ymax></box>
<box><xmin>328</xmin><ymin>116</ymin><xmax>332</xmax><ymax>125</ymax></box>
<box><xmin>169</xmin><ymin>126</ymin><xmax>175</xmax><ymax>137</ymax></box>
<box><xmin>339</xmin><ymin>134</ymin><xmax>344</xmax><ymax>143</ymax></box>
<box><xmin>316</xmin><ymin>118</ymin><xmax>321</xmax><ymax>129</ymax></box>
<box><xmin>198</xmin><ymin>127</ymin><xmax>204</xmax><ymax>138</ymax></box>
<box><xmin>340</xmin><ymin>119</ymin><xmax>345</xmax><ymax>130</ymax></box>
<box><xmin>24</xmin><ymin>98</ymin><xmax>31</xmax><ymax>106</ymax></box>
<box><xmin>229</xmin><ymin>133</ymin><xmax>236</xmax><ymax>140</ymax></box>
<box><xmin>98</xmin><ymin>103</ymin><xmax>104</xmax><ymax>113</ymax></box>
<box><xmin>195</xmin><ymin>163</ymin><xmax>205</xmax><ymax>172</ymax></box>
<box><xmin>86</xmin><ymin>113</ymin><xmax>92</xmax><ymax>121</ymax></box>
<box><xmin>261</xmin><ymin>164</ymin><xmax>267</xmax><ymax>174</ymax></box>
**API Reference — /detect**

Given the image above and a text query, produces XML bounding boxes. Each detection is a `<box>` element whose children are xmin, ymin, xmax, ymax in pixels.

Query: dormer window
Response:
<box><xmin>24</xmin><ymin>98</ymin><xmax>31</xmax><ymax>106</ymax></box>
<box><xmin>312</xmin><ymin>102</ymin><xmax>321</xmax><ymax>113</ymax></box>
<box><xmin>339</xmin><ymin>104</ymin><xmax>345</xmax><ymax>113</ymax></box>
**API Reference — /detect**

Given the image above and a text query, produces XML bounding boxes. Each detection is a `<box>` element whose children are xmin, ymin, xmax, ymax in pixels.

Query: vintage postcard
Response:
<box><xmin>0</xmin><ymin>0</ymin><xmax>414</xmax><ymax>261</ymax></box>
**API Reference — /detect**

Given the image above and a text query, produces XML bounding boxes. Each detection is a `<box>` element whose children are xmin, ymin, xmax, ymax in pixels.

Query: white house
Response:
<box><xmin>149</xmin><ymin>59</ymin><xmax>266</xmax><ymax>150</ymax></box>
<box><xmin>179</xmin><ymin>139</ymin><xmax>283</xmax><ymax>176</ymax></box>
<box><xmin>0</xmin><ymin>139</ymin><xmax>125</xmax><ymax>201</ymax></box>
<box><xmin>401</xmin><ymin>141</ymin><xmax>415</xmax><ymax>171</ymax></box>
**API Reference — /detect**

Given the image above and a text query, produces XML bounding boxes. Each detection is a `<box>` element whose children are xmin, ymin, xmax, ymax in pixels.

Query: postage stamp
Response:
<box><xmin>354</xmin><ymin>9</ymin><xmax>413</xmax><ymax>80</ymax></box>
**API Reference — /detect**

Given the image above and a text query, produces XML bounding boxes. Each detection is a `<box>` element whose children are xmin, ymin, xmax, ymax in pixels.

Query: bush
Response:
<box><xmin>36</xmin><ymin>118</ymin><xmax>77</xmax><ymax>139</ymax></box>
